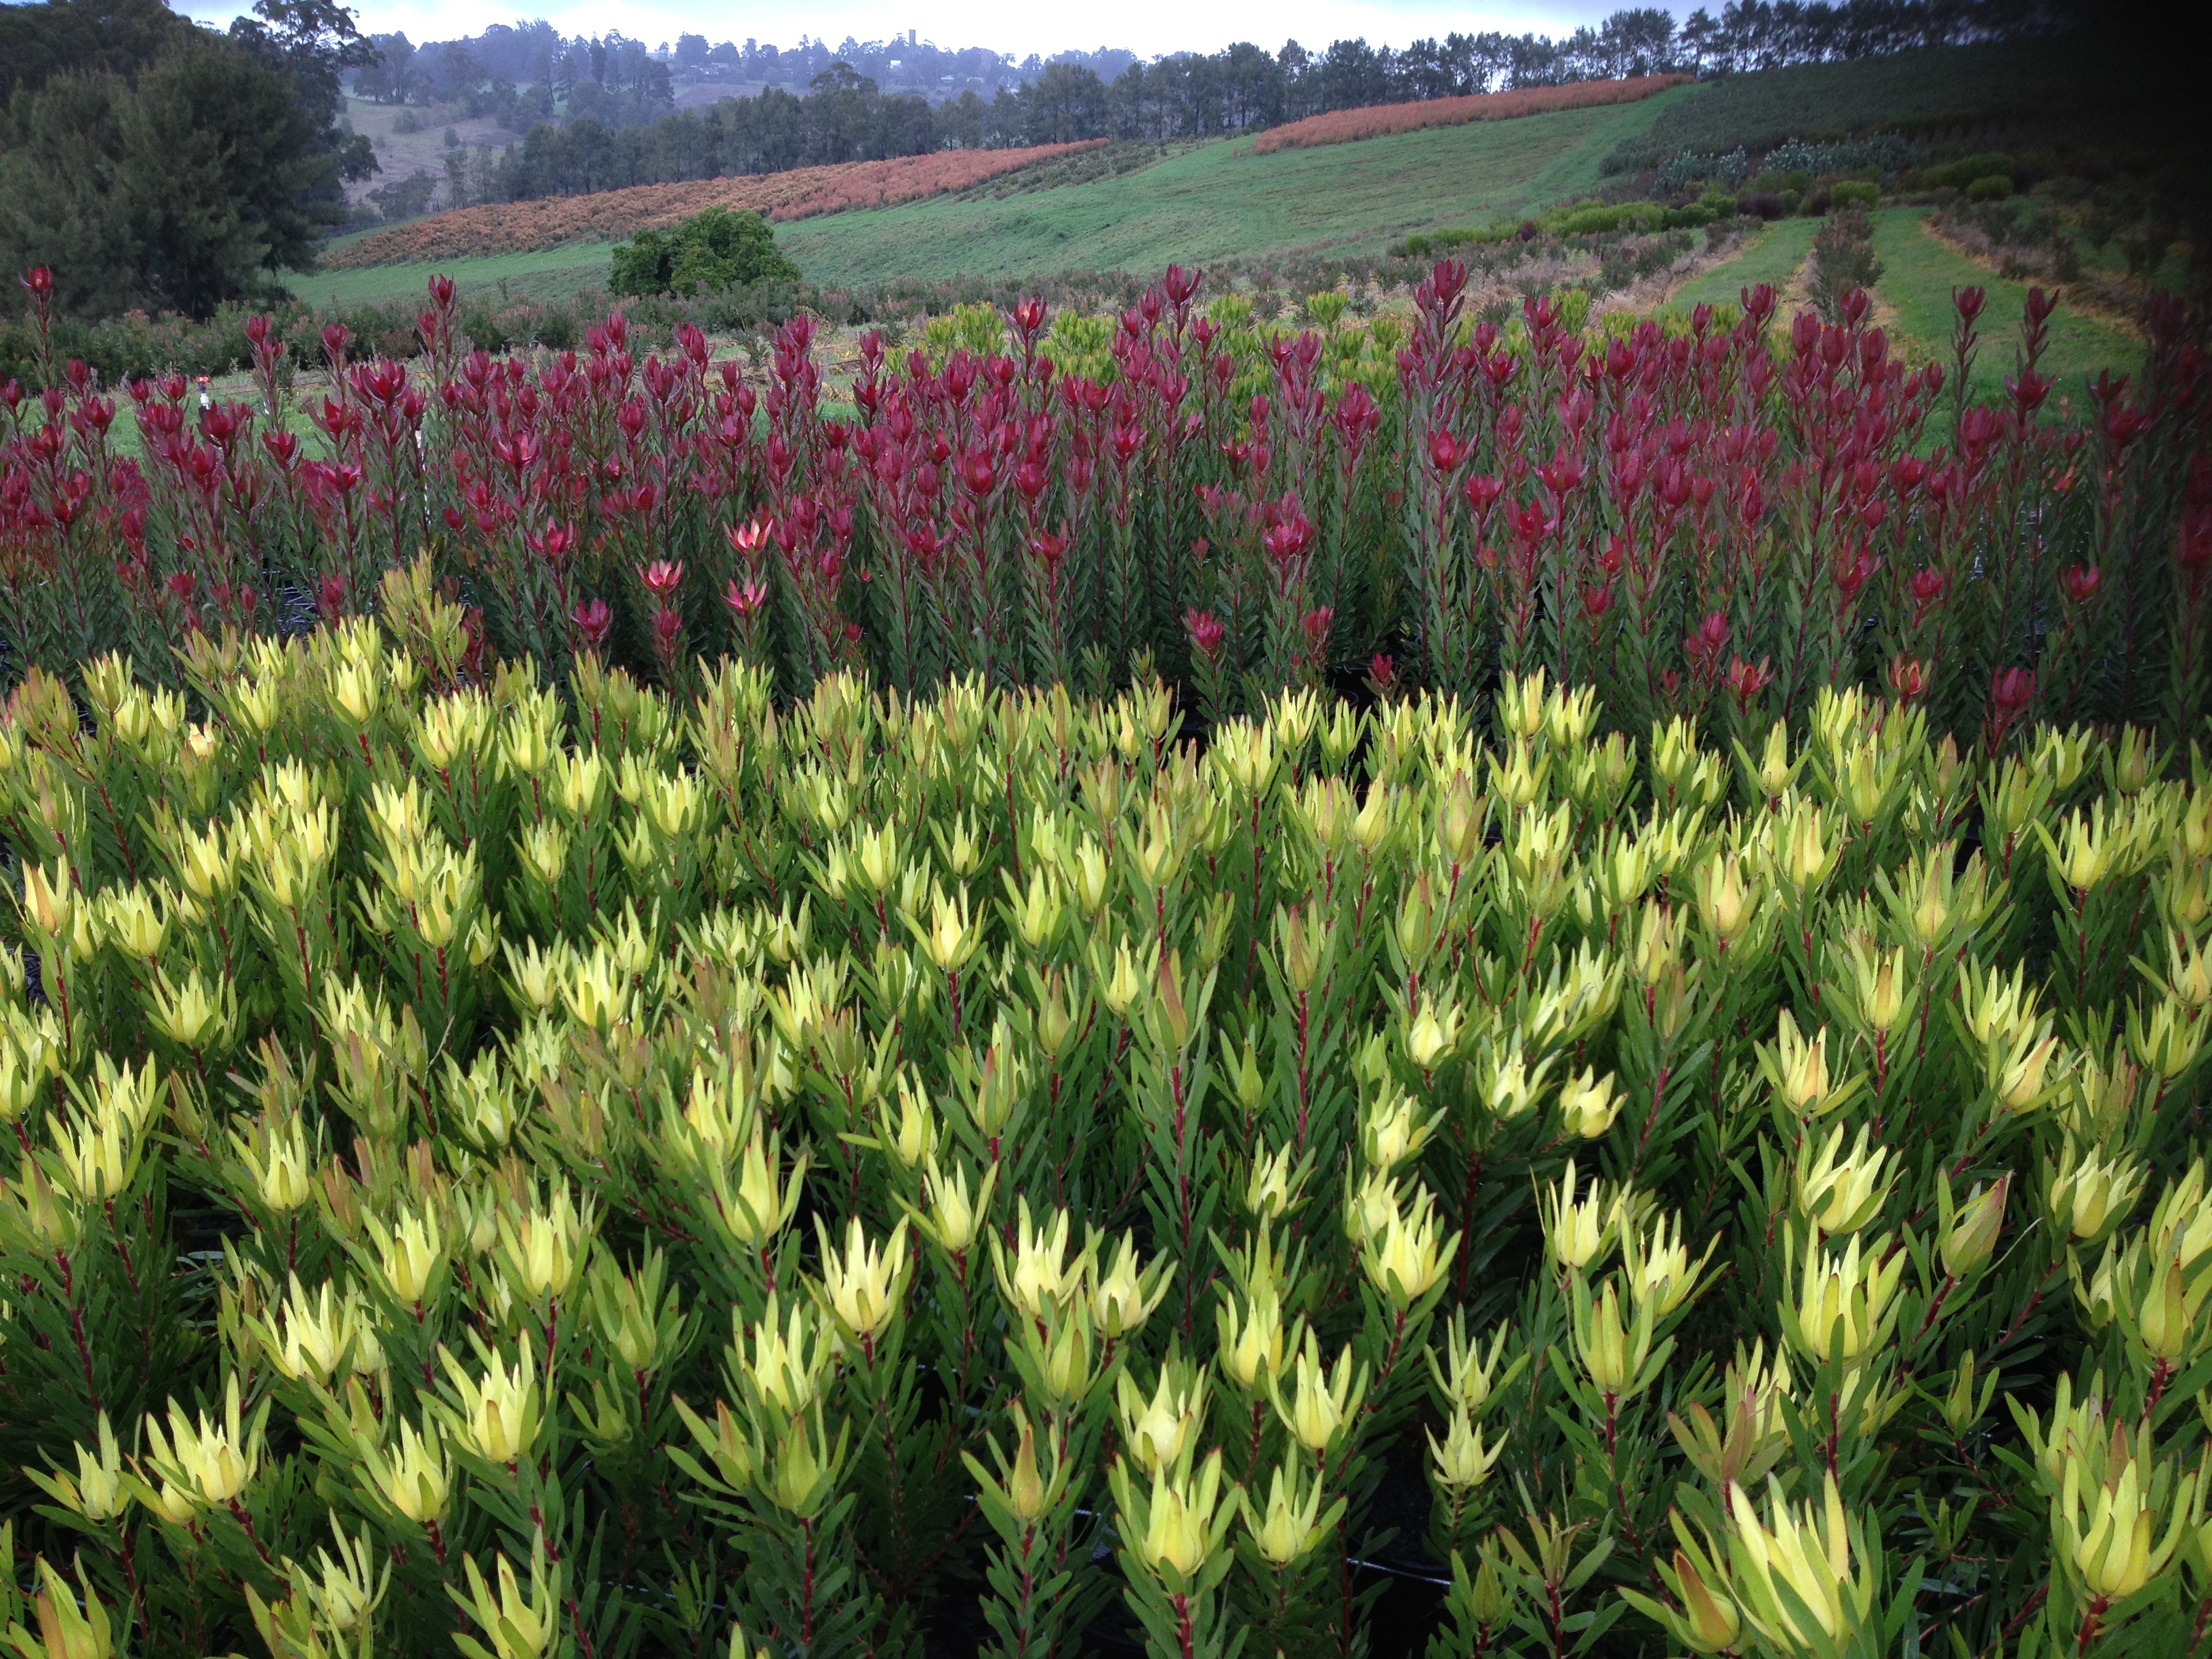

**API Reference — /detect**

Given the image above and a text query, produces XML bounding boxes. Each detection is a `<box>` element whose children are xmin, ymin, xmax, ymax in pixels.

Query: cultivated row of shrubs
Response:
<box><xmin>5</xmin><ymin>260</ymin><xmax>2203</xmax><ymax>757</ymax></box>
<box><xmin>0</xmin><ymin>630</ymin><xmax>2208</xmax><ymax>1656</ymax></box>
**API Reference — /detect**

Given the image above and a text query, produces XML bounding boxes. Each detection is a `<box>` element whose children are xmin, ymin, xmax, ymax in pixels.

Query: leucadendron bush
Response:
<box><xmin>0</xmin><ymin>595</ymin><xmax>2209</xmax><ymax>1656</ymax></box>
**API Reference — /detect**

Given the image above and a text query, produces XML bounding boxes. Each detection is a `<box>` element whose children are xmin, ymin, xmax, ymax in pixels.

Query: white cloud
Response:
<box><xmin>178</xmin><ymin>0</ymin><xmax>1654</xmax><ymax>58</ymax></box>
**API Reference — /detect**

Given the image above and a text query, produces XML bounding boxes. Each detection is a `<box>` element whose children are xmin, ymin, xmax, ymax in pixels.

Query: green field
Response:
<box><xmin>1662</xmin><ymin>209</ymin><xmax>2139</xmax><ymax>400</ymax></box>
<box><xmin>1865</xmin><ymin>207</ymin><xmax>2139</xmax><ymax>400</ymax></box>
<box><xmin>294</xmin><ymin>90</ymin><xmax>1687</xmax><ymax>306</ymax></box>
<box><xmin>292</xmin><ymin>245</ymin><xmax>637</xmax><ymax>310</ymax></box>
<box><xmin>1666</xmin><ymin>218</ymin><xmax>1818</xmax><ymax>310</ymax></box>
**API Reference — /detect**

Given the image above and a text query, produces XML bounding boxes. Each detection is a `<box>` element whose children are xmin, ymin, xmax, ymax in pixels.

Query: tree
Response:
<box><xmin>0</xmin><ymin>0</ymin><xmax>378</xmax><ymax>317</ymax></box>
<box><xmin>608</xmin><ymin>206</ymin><xmax>798</xmax><ymax>297</ymax></box>
<box><xmin>0</xmin><ymin>0</ymin><xmax>188</xmax><ymax>101</ymax></box>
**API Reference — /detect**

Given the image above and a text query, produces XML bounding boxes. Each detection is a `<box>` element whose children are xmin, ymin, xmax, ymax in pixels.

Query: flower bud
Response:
<box><xmin>1427</xmin><ymin>1405</ymin><xmax>1506</xmax><ymax>1492</ymax></box>
<box><xmin>1271</xmin><ymin>1331</ymin><xmax>1366</xmax><ymax>1454</ymax></box>
<box><xmin>1557</xmin><ymin>1068</ymin><xmax>1620</xmax><ymax>1140</ymax></box>
<box><xmin>2045</xmin><ymin>1139</ymin><xmax>2144</xmax><ymax>1244</ymax></box>
<box><xmin>1940</xmin><ymin>1174</ymin><xmax>2009</xmax><ymax>1279</ymax></box>
<box><xmin>1246</xmin><ymin>1457</ymin><xmax>1338</xmax><ymax>1565</ymax></box>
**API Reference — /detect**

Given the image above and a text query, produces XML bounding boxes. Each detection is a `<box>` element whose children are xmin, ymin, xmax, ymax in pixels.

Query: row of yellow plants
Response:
<box><xmin>0</xmin><ymin>573</ymin><xmax>2207</xmax><ymax>1657</ymax></box>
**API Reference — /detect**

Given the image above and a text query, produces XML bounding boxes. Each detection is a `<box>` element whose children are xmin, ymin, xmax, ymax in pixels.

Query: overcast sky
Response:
<box><xmin>175</xmin><ymin>0</ymin><xmax>1664</xmax><ymax>60</ymax></box>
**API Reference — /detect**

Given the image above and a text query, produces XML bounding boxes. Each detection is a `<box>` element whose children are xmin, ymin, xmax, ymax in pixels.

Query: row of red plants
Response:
<box><xmin>2</xmin><ymin>258</ymin><xmax>2207</xmax><ymax>741</ymax></box>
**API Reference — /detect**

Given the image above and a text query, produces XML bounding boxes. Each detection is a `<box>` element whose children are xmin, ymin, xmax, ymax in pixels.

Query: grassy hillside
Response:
<box><xmin>785</xmin><ymin>94</ymin><xmax>1684</xmax><ymax>286</ymax></box>
<box><xmin>1606</xmin><ymin>38</ymin><xmax>2087</xmax><ymax>173</ymax></box>
<box><xmin>297</xmin><ymin>89</ymin><xmax>1686</xmax><ymax>306</ymax></box>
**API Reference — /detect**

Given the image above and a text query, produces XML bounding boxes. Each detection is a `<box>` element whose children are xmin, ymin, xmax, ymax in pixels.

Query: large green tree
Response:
<box><xmin>0</xmin><ymin>0</ymin><xmax>377</xmax><ymax>319</ymax></box>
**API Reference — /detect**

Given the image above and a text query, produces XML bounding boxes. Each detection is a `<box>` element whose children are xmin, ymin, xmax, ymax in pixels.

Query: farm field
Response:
<box><xmin>298</xmin><ymin>91</ymin><xmax>1684</xmax><ymax>305</ymax></box>
<box><xmin>1</xmin><ymin>257</ymin><xmax>2207</xmax><ymax>1651</ymax></box>
<box><xmin>758</xmin><ymin>93</ymin><xmax>1683</xmax><ymax>285</ymax></box>
<box><xmin>1603</xmin><ymin>36</ymin><xmax>2098</xmax><ymax>172</ymax></box>
<box><xmin>337</xmin><ymin>94</ymin><xmax>528</xmax><ymax>212</ymax></box>
<box><xmin>1662</xmin><ymin>218</ymin><xmax>1818</xmax><ymax>310</ymax></box>
<box><xmin>1866</xmin><ymin>207</ymin><xmax>2141</xmax><ymax>400</ymax></box>
<box><xmin>1661</xmin><ymin>209</ymin><xmax>2141</xmax><ymax>398</ymax></box>
<box><xmin>1250</xmin><ymin>72</ymin><xmax>1687</xmax><ymax>152</ymax></box>
<box><xmin>325</xmin><ymin>142</ymin><xmax>1109</xmax><ymax>269</ymax></box>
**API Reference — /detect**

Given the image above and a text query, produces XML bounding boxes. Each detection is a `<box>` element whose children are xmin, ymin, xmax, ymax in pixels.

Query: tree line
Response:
<box><xmin>0</xmin><ymin>0</ymin><xmax>375</xmax><ymax>319</ymax></box>
<box><xmin>445</xmin><ymin>1</ymin><xmax>2062</xmax><ymax>206</ymax></box>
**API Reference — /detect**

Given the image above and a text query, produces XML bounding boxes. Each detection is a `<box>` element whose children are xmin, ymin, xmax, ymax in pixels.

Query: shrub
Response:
<box><xmin>1830</xmin><ymin>179</ymin><xmax>1881</xmax><ymax>209</ymax></box>
<box><xmin>609</xmin><ymin>206</ymin><xmax>799</xmax><ymax>299</ymax></box>
<box><xmin>1925</xmin><ymin>150</ymin><xmax>2017</xmax><ymax>190</ymax></box>
<box><xmin>1967</xmin><ymin>173</ymin><xmax>2016</xmax><ymax>202</ymax></box>
<box><xmin>1809</xmin><ymin>207</ymin><xmax>1883</xmax><ymax>319</ymax></box>
<box><xmin>0</xmin><ymin>643</ymin><xmax>2206</xmax><ymax>1659</ymax></box>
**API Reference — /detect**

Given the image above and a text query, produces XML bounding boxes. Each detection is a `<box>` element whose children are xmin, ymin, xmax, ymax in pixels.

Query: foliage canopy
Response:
<box><xmin>607</xmin><ymin>205</ymin><xmax>799</xmax><ymax>298</ymax></box>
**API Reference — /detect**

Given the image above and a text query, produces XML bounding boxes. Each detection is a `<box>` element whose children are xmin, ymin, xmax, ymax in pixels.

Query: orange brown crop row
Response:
<box><xmin>1250</xmin><ymin>74</ymin><xmax>1692</xmax><ymax>154</ymax></box>
<box><xmin>325</xmin><ymin>140</ymin><xmax>1109</xmax><ymax>269</ymax></box>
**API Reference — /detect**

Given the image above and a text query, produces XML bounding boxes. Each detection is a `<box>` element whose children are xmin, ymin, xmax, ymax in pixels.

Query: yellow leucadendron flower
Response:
<box><xmin>912</xmin><ymin>1154</ymin><xmax>996</xmax><ymax>1256</ymax></box>
<box><xmin>1725</xmin><ymin>1473</ymin><xmax>1876</xmax><ymax>1650</ymax></box>
<box><xmin>363</xmin><ymin>1204</ymin><xmax>447</xmax><ymax>1309</ymax></box>
<box><xmin>992</xmin><ymin>1200</ymin><xmax>1086</xmax><ymax>1324</ymax></box>
<box><xmin>1089</xmin><ymin>1231</ymin><xmax>1172</xmax><ymax>1340</ymax></box>
<box><xmin>738</xmin><ymin>1291</ymin><xmax>838</xmax><ymax>1418</ymax></box>
<box><xmin>1425</xmin><ymin>1311</ymin><xmax>1523</xmax><ymax>1412</ymax></box>
<box><xmin>1401</xmin><ymin>995</ymin><xmax>1464</xmax><ymax>1073</ymax></box>
<box><xmin>438</xmin><ymin>1334</ymin><xmax>543</xmax><ymax>1466</ymax></box>
<box><xmin>1795</xmin><ymin>1122</ymin><xmax>1895</xmax><ymax>1235</ymax></box>
<box><xmin>1113</xmin><ymin>1447</ymin><xmax>1238</xmax><ymax>1582</ymax></box>
<box><xmin>1360</xmin><ymin>1180</ymin><xmax>1455</xmax><ymax>1307</ymax></box>
<box><xmin>1271</xmin><ymin>1331</ymin><xmax>1367</xmax><ymax>1454</ymax></box>
<box><xmin>24</xmin><ymin>1557</ymin><xmax>117</xmax><ymax>1659</ymax></box>
<box><xmin>905</xmin><ymin>880</ymin><xmax>981</xmax><ymax>976</ymax></box>
<box><xmin>1940</xmin><ymin>1174</ymin><xmax>2011</xmax><ymax>1279</ymax></box>
<box><xmin>1475</xmin><ymin>1031</ymin><xmax>1554</xmax><ymax>1123</ymax></box>
<box><xmin>359</xmin><ymin>1414</ymin><xmax>452</xmax><ymax>1525</ymax></box>
<box><xmin>1428</xmin><ymin>1404</ymin><xmax>1507</xmax><ymax>1492</ymax></box>
<box><xmin>142</xmin><ymin>1372</ymin><xmax>266</xmax><ymax>1511</ymax></box>
<box><xmin>815</xmin><ymin>1215</ymin><xmax>910</xmax><ymax>1343</ymax></box>
<box><xmin>2037</xmin><ymin>800</ymin><xmax>2124</xmax><ymax>895</ymax></box>
<box><xmin>27</xmin><ymin>1410</ymin><xmax>127</xmax><ymax>1523</ymax></box>
<box><xmin>498</xmin><ymin>1181</ymin><xmax>595</xmax><ymax>1304</ymax></box>
<box><xmin>1625</xmin><ymin>1208</ymin><xmax>1720</xmax><ymax>1319</ymax></box>
<box><xmin>1117</xmin><ymin>1357</ymin><xmax>1208</xmax><ymax>1474</ymax></box>
<box><xmin>1759</xmin><ymin>1010</ymin><xmax>1859</xmax><ymax>1120</ymax></box>
<box><xmin>1540</xmin><ymin>1160</ymin><xmax>1622</xmax><ymax>1273</ymax></box>
<box><xmin>2129</xmin><ymin>996</ymin><xmax>2207</xmax><ymax>1082</ymax></box>
<box><xmin>1783</xmin><ymin>1231</ymin><xmax>1905</xmax><ymax>1365</ymax></box>
<box><xmin>1572</xmin><ymin>1274</ymin><xmax>1658</xmax><ymax>1397</ymax></box>
<box><xmin>453</xmin><ymin>1535</ymin><xmax>559</xmax><ymax>1659</ymax></box>
<box><xmin>714</xmin><ymin>1122</ymin><xmax>807</xmax><ymax>1248</ymax></box>
<box><xmin>1557</xmin><ymin>1067</ymin><xmax>1621</xmax><ymax>1140</ymax></box>
<box><xmin>1246</xmin><ymin>1455</ymin><xmax>1343</xmax><ymax>1566</ymax></box>
<box><xmin>259</xmin><ymin>1273</ymin><xmax>361</xmax><ymax>1386</ymax></box>
<box><xmin>2054</xmin><ymin>1440</ymin><xmax>2203</xmax><ymax>1599</ymax></box>
<box><xmin>1216</xmin><ymin>1283</ymin><xmax>1295</xmax><ymax>1394</ymax></box>
<box><xmin>45</xmin><ymin>1106</ymin><xmax>140</xmax><ymax>1206</ymax></box>
<box><xmin>1361</xmin><ymin>1090</ymin><xmax>1438</xmax><ymax>1170</ymax></box>
<box><xmin>2136</xmin><ymin>1249</ymin><xmax>2212</xmax><ymax>1365</ymax></box>
<box><xmin>1242</xmin><ymin>1139</ymin><xmax>1307</xmax><ymax>1222</ymax></box>
<box><xmin>2041</xmin><ymin>1132</ymin><xmax>2145</xmax><ymax>1240</ymax></box>
<box><xmin>1693</xmin><ymin>849</ymin><xmax>1761</xmax><ymax>950</ymax></box>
